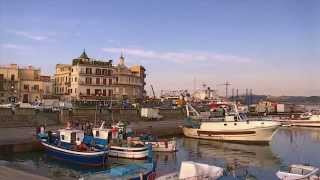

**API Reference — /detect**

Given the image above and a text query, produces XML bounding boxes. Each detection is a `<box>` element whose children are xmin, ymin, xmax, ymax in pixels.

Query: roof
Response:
<box><xmin>79</xmin><ymin>49</ymin><xmax>89</xmax><ymax>59</ymax></box>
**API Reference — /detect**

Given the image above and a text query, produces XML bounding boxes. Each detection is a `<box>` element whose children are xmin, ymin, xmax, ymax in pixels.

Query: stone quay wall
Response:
<box><xmin>0</xmin><ymin>108</ymin><xmax>185</xmax><ymax>128</ymax></box>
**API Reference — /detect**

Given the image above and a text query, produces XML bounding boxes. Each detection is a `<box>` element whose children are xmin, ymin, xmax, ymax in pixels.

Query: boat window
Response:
<box><xmin>61</xmin><ymin>135</ymin><xmax>65</xmax><ymax>140</ymax></box>
<box><xmin>224</xmin><ymin>123</ymin><xmax>227</xmax><ymax>126</ymax></box>
<box><xmin>96</xmin><ymin>131</ymin><xmax>100</xmax><ymax>137</ymax></box>
<box><xmin>234</xmin><ymin>123</ymin><xmax>237</xmax><ymax>126</ymax></box>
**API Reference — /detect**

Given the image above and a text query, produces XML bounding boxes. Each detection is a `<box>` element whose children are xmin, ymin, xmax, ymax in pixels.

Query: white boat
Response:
<box><xmin>276</xmin><ymin>164</ymin><xmax>319</xmax><ymax>180</ymax></box>
<box><xmin>130</xmin><ymin>135</ymin><xmax>177</xmax><ymax>152</ymax></box>
<box><xmin>156</xmin><ymin>161</ymin><xmax>224</xmax><ymax>180</ymax></box>
<box><xmin>92</xmin><ymin>122</ymin><xmax>150</xmax><ymax>159</ymax></box>
<box><xmin>276</xmin><ymin>113</ymin><xmax>320</xmax><ymax>128</ymax></box>
<box><xmin>183</xmin><ymin>103</ymin><xmax>281</xmax><ymax>144</ymax></box>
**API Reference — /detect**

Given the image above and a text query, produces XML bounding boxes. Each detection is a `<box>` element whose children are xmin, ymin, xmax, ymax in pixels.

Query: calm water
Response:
<box><xmin>1</xmin><ymin>127</ymin><xmax>320</xmax><ymax>180</ymax></box>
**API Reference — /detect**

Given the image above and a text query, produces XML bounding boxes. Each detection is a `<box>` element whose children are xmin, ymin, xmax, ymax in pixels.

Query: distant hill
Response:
<box><xmin>231</xmin><ymin>95</ymin><xmax>320</xmax><ymax>105</ymax></box>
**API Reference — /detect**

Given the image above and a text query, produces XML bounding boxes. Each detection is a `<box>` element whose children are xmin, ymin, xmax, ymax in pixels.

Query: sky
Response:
<box><xmin>0</xmin><ymin>0</ymin><xmax>319</xmax><ymax>96</ymax></box>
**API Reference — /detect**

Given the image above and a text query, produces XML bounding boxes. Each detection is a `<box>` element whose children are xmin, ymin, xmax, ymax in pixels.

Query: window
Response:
<box><xmin>75</xmin><ymin>88</ymin><xmax>77</xmax><ymax>93</ymax></box>
<box><xmin>96</xmin><ymin>78</ymin><xmax>100</xmax><ymax>85</ymax></box>
<box><xmin>11</xmin><ymin>75</ymin><xmax>15</xmax><ymax>81</ymax></box>
<box><xmin>86</xmin><ymin>89</ymin><xmax>90</xmax><ymax>95</ymax></box>
<box><xmin>103</xmin><ymin>78</ymin><xmax>107</xmax><ymax>85</ymax></box>
<box><xmin>86</xmin><ymin>68</ymin><xmax>92</xmax><ymax>74</ymax></box>
<box><xmin>96</xmin><ymin>68</ymin><xmax>101</xmax><ymax>75</ymax></box>
<box><xmin>85</xmin><ymin>77</ymin><xmax>92</xmax><ymax>84</ymax></box>
<box><xmin>61</xmin><ymin>135</ymin><xmax>65</xmax><ymax>140</ymax></box>
<box><xmin>75</xmin><ymin>77</ymin><xmax>77</xmax><ymax>82</ymax></box>
<box><xmin>95</xmin><ymin>89</ymin><xmax>101</xmax><ymax>95</ymax></box>
<box><xmin>103</xmin><ymin>89</ymin><xmax>106</xmax><ymax>96</ymax></box>
<box><xmin>96</xmin><ymin>131</ymin><xmax>99</xmax><ymax>137</ymax></box>
<box><xmin>24</xmin><ymin>85</ymin><xmax>29</xmax><ymax>90</ymax></box>
<box><xmin>34</xmin><ymin>85</ymin><xmax>39</xmax><ymax>91</ymax></box>
<box><xmin>109</xmin><ymin>79</ymin><xmax>112</xmax><ymax>85</ymax></box>
<box><xmin>108</xmin><ymin>89</ymin><xmax>112</xmax><ymax>96</ymax></box>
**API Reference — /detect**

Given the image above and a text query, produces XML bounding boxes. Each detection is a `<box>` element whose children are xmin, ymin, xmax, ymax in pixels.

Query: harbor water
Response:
<box><xmin>1</xmin><ymin>127</ymin><xmax>320</xmax><ymax>180</ymax></box>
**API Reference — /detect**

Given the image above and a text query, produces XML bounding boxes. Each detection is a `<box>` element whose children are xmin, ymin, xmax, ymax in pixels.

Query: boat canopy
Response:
<box><xmin>59</xmin><ymin>129</ymin><xmax>84</xmax><ymax>145</ymax></box>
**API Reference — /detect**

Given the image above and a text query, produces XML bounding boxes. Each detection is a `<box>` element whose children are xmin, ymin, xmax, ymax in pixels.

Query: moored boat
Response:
<box><xmin>276</xmin><ymin>112</ymin><xmax>320</xmax><ymax>128</ymax></box>
<box><xmin>183</xmin><ymin>103</ymin><xmax>281</xmax><ymax>144</ymax></box>
<box><xmin>276</xmin><ymin>164</ymin><xmax>319</xmax><ymax>180</ymax></box>
<box><xmin>92</xmin><ymin>122</ymin><xmax>151</xmax><ymax>159</ymax></box>
<box><xmin>130</xmin><ymin>134</ymin><xmax>177</xmax><ymax>152</ymax></box>
<box><xmin>156</xmin><ymin>161</ymin><xmax>223</xmax><ymax>180</ymax></box>
<box><xmin>37</xmin><ymin>128</ymin><xmax>108</xmax><ymax>166</ymax></box>
<box><xmin>80</xmin><ymin>160</ymin><xmax>157</xmax><ymax>180</ymax></box>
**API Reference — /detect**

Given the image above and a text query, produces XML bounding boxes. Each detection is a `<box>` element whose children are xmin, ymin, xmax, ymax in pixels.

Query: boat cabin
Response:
<box><xmin>59</xmin><ymin>129</ymin><xmax>84</xmax><ymax>145</ymax></box>
<box><xmin>92</xmin><ymin>128</ymin><xmax>112</xmax><ymax>140</ymax></box>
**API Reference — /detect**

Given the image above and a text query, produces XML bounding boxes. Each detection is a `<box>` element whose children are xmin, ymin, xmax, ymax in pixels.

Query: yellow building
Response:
<box><xmin>54</xmin><ymin>51</ymin><xmax>146</xmax><ymax>102</ymax></box>
<box><xmin>0</xmin><ymin>64</ymin><xmax>19</xmax><ymax>103</ymax></box>
<box><xmin>0</xmin><ymin>64</ymin><xmax>53</xmax><ymax>104</ymax></box>
<box><xmin>113</xmin><ymin>55</ymin><xmax>146</xmax><ymax>100</ymax></box>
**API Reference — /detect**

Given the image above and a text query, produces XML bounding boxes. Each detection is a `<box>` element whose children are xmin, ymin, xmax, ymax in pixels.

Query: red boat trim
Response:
<box><xmin>197</xmin><ymin>130</ymin><xmax>256</xmax><ymax>136</ymax></box>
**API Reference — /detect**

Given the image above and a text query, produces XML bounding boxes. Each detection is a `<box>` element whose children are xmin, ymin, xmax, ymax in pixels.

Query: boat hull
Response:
<box><xmin>183</xmin><ymin>121</ymin><xmax>280</xmax><ymax>144</ymax></box>
<box><xmin>109</xmin><ymin>146</ymin><xmax>149</xmax><ymax>159</ymax></box>
<box><xmin>41</xmin><ymin>142</ymin><xmax>108</xmax><ymax>166</ymax></box>
<box><xmin>132</xmin><ymin>140</ymin><xmax>177</xmax><ymax>152</ymax></box>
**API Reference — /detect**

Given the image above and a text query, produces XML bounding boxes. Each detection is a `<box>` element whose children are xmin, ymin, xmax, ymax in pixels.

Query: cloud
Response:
<box><xmin>0</xmin><ymin>43</ymin><xmax>27</xmax><ymax>49</ymax></box>
<box><xmin>9</xmin><ymin>30</ymin><xmax>49</xmax><ymax>41</ymax></box>
<box><xmin>101</xmin><ymin>47</ymin><xmax>252</xmax><ymax>63</ymax></box>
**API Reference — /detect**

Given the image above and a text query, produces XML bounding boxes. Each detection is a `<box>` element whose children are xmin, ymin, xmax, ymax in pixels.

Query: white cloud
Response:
<box><xmin>0</xmin><ymin>43</ymin><xmax>26</xmax><ymax>49</ymax></box>
<box><xmin>101</xmin><ymin>47</ymin><xmax>252</xmax><ymax>63</ymax></box>
<box><xmin>9</xmin><ymin>30</ymin><xmax>49</xmax><ymax>41</ymax></box>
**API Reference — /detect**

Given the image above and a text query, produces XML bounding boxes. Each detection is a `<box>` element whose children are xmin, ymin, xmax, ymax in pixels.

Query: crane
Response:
<box><xmin>218</xmin><ymin>81</ymin><xmax>231</xmax><ymax>98</ymax></box>
<box><xmin>150</xmin><ymin>85</ymin><xmax>156</xmax><ymax>99</ymax></box>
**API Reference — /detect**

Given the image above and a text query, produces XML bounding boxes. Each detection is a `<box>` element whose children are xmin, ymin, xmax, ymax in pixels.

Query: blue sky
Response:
<box><xmin>0</xmin><ymin>0</ymin><xmax>319</xmax><ymax>96</ymax></box>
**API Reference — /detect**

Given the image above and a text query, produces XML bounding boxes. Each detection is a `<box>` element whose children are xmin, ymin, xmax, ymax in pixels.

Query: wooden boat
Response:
<box><xmin>80</xmin><ymin>161</ymin><xmax>157</xmax><ymax>180</ymax></box>
<box><xmin>276</xmin><ymin>164</ymin><xmax>319</xmax><ymax>180</ymax></box>
<box><xmin>130</xmin><ymin>134</ymin><xmax>177</xmax><ymax>152</ymax></box>
<box><xmin>92</xmin><ymin>122</ymin><xmax>151</xmax><ymax>159</ymax></box>
<box><xmin>183</xmin><ymin>103</ymin><xmax>281</xmax><ymax>144</ymax></box>
<box><xmin>156</xmin><ymin>161</ymin><xmax>223</xmax><ymax>180</ymax></box>
<box><xmin>37</xmin><ymin>128</ymin><xmax>108</xmax><ymax>166</ymax></box>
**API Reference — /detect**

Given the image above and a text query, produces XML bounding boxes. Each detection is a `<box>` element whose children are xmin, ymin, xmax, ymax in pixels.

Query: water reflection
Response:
<box><xmin>272</xmin><ymin>127</ymin><xmax>320</xmax><ymax>167</ymax></box>
<box><xmin>1</xmin><ymin>127</ymin><xmax>320</xmax><ymax>179</ymax></box>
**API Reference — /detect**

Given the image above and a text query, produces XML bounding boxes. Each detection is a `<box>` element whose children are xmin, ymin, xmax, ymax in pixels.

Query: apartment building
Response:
<box><xmin>54</xmin><ymin>50</ymin><xmax>146</xmax><ymax>102</ymax></box>
<box><xmin>0</xmin><ymin>64</ymin><xmax>53</xmax><ymax>104</ymax></box>
<box><xmin>113</xmin><ymin>55</ymin><xmax>146</xmax><ymax>99</ymax></box>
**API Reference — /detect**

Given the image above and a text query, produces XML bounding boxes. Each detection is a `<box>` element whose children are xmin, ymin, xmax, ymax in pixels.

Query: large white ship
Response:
<box><xmin>182</xmin><ymin>103</ymin><xmax>280</xmax><ymax>144</ymax></box>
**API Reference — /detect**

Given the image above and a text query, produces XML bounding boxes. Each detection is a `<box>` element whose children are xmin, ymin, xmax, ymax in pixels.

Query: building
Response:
<box><xmin>0</xmin><ymin>64</ymin><xmax>53</xmax><ymax>104</ymax></box>
<box><xmin>54</xmin><ymin>64</ymin><xmax>72</xmax><ymax>99</ymax></box>
<box><xmin>113</xmin><ymin>55</ymin><xmax>146</xmax><ymax>100</ymax></box>
<box><xmin>0</xmin><ymin>64</ymin><xmax>19</xmax><ymax>104</ymax></box>
<box><xmin>54</xmin><ymin>50</ymin><xmax>146</xmax><ymax>103</ymax></box>
<box><xmin>54</xmin><ymin>51</ymin><xmax>114</xmax><ymax>103</ymax></box>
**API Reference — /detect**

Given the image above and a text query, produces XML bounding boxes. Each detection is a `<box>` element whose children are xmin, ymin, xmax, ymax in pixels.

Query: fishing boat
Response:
<box><xmin>276</xmin><ymin>164</ymin><xmax>319</xmax><ymax>180</ymax></box>
<box><xmin>156</xmin><ymin>161</ymin><xmax>223</xmax><ymax>180</ymax></box>
<box><xmin>80</xmin><ymin>160</ymin><xmax>157</xmax><ymax>180</ymax></box>
<box><xmin>92</xmin><ymin>122</ymin><xmax>151</xmax><ymax>159</ymax></box>
<box><xmin>182</xmin><ymin>103</ymin><xmax>281</xmax><ymax>144</ymax></box>
<box><xmin>37</xmin><ymin>128</ymin><xmax>108</xmax><ymax>166</ymax></box>
<box><xmin>276</xmin><ymin>112</ymin><xmax>320</xmax><ymax>128</ymax></box>
<box><xmin>130</xmin><ymin>134</ymin><xmax>177</xmax><ymax>152</ymax></box>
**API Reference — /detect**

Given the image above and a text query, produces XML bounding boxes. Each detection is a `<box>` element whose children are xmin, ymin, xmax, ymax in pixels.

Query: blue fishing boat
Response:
<box><xmin>80</xmin><ymin>160</ymin><xmax>157</xmax><ymax>180</ymax></box>
<box><xmin>37</xmin><ymin>128</ymin><xmax>108</xmax><ymax>166</ymax></box>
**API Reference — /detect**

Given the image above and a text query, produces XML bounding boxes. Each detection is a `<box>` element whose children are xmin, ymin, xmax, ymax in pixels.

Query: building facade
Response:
<box><xmin>0</xmin><ymin>64</ymin><xmax>53</xmax><ymax>104</ymax></box>
<box><xmin>113</xmin><ymin>55</ymin><xmax>146</xmax><ymax>100</ymax></box>
<box><xmin>54</xmin><ymin>51</ymin><xmax>146</xmax><ymax>102</ymax></box>
<box><xmin>0</xmin><ymin>64</ymin><xmax>19</xmax><ymax>104</ymax></box>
